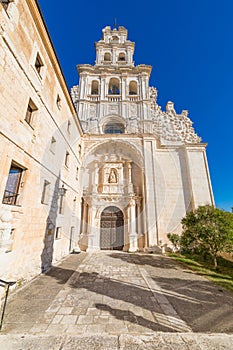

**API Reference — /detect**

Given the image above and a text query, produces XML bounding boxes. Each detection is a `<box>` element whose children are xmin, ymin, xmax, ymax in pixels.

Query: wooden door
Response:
<box><xmin>100</xmin><ymin>206</ymin><xmax>124</xmax><ymax>250</ymax></box>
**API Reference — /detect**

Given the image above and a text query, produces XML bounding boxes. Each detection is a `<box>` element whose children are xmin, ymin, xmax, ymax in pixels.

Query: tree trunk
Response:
<box><xmin>213</xmin><ymin>255</ymin><xmax>218</xmax><ymax>269</ymax></box>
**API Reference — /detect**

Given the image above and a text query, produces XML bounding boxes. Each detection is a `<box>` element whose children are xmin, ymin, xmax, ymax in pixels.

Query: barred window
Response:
<box><xmin>2</xmin><ymin>163</ymin><xmax>24</xmax><ymax>206</ymax></box>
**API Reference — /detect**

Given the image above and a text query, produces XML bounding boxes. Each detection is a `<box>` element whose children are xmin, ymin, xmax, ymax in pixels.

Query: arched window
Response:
<box><xmin>118</xmin><ymin>53</ymin><xmax>126</xmax><ymax>61</ymax></box>
<box><xmin>104</xmin><ymin>123</ymin><xmax>124</xmax><ymax>134</ymax></box>
<box><xmin>104</xmin><ymin>52</ymin><xmax>111</xmax><ymax>61</ymax></box>
<box><xmin>91</xmin><ymin>80</ymin><xmax>99</xmax><ymax>95</ymax></box>
<box><xmin>129</xmin><ymin>81</ymin><xmax>138</xmax><ymax>95</ymax></box>
<box><xmin>108</xmin><ymin>78</ymin><xmax>120</xmax><ymax>95</ymax></box>
<box><xmin>111</xmin><ymin>36</ymin><xmax>119</xmax><ymax>43</ymax></box>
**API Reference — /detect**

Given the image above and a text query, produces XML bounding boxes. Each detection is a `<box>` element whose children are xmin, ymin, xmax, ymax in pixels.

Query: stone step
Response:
<box><xmin>0</xmin><ymin>333</ymin><xmax>232</xmax><ymax>350</ymax></box>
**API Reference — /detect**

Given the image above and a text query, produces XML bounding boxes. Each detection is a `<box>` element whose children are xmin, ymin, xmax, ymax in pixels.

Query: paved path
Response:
<box><xmin>1</xmin><ymin>251</ymin><xmax>233</xmax><ymax>349</ymax></box>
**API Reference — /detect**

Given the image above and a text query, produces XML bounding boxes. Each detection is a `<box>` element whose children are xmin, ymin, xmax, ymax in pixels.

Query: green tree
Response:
<box><xmin>181</xmin><ymin>205</ymin><xmax>233</xmax><ymax>269</ymax></box>
<box><xmin>167</xmin><ymin>233</ymin><xmax>180</xmax><ymax>251</ymax></box>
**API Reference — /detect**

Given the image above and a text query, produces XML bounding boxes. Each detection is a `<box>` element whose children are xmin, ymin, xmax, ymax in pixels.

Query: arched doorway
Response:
<box><xmin>100</xmin><ymin>206</ymin><xmax>124</xmax><ymax>250</ymax></box>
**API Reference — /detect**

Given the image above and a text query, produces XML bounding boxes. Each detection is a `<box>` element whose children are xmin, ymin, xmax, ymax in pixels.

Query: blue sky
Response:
<box><xmin>38</xmin><ymin>0</ymin><xmax>233</xmax><ymax>212</ymax></box>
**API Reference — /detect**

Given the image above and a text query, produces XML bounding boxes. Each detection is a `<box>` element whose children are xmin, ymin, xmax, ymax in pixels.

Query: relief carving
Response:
<box><xmin>150</xmin><ymin>93</ymin><xmax>201</xmax><ymax>144</ymax></box>
<box><xmin>108</xmin><ymin>168</ymin><xmax>118</xmax><ymax>183</ymax></box>
<box><xmin>108</xmin><ymin>104</ymin><xmax>118</xmax><ymax>114</ymax></box>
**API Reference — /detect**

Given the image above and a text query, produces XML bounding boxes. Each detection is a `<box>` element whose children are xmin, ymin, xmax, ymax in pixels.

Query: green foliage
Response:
<box><xmin>168</xmin><ymin>252</ymin><xmax>233</xmax><ymax>292</ymax></box>
<box><xmin>167</xmin><ymin>233</ymin><xmax>180</xmax><ymax>250</ymax></box>
<box><xmin>181</xmin><ymin>205</ymin><xmax>233</xmax><ymax>268</ymax></box>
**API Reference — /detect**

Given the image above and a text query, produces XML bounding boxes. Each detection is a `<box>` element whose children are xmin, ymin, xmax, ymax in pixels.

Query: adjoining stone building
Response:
<box><xmin>0</xmin><ymin>0</ymin><xmax>83</xmax><ymax>286</ymax></box>
<box><xmin>71</xmin><ymin>25</ymin><xmax>214</xmax><ymax>253</ymax></box>
<box><xmin>0</xmin><ymin>0</ymin><xmax>214</xmax><ymax>288</ymax></box>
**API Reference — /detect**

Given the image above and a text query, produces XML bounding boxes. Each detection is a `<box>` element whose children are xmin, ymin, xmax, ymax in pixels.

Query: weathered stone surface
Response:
<box><xmin>2</xmin><ymin>251</ymin><xmax>233</xmax><ymax>338</ymax></box>
<box><xmin>0</xmin><ymin>334</ymin><xmax>233</xmax><ymax>350</ymax></box>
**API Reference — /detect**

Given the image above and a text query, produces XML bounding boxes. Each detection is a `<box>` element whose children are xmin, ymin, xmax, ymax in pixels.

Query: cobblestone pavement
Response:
<box><xmin>1</xmin><ymin>251</ymin><xmax>233</xmax><ymax>349</ymax></box>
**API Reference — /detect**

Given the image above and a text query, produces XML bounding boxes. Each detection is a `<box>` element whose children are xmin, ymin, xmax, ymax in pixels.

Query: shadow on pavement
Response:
<box><xmin>108</xmin><ymin>252</ymin><xmax>180</xmax><ymax>269</ymax></box>
<box><xmin>4</xmin><ymin>252</ymin><xmax>233</xmax><ymax>334</ymax></box>
<box><xmin>152</xmin><ymin>276</ymin><xmax>233</xmax><ymax>333</ymax></box>
<box><xmin>95</xmin><ymin>303</ymin><xmax>173</xmax><ymax>332</ymax></box>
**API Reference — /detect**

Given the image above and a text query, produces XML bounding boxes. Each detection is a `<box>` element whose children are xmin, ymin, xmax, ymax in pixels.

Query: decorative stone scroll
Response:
<box><xmin>149</xmin><ymin>90</ymin><xmax>201</xmax><ymax>144</ymax></box>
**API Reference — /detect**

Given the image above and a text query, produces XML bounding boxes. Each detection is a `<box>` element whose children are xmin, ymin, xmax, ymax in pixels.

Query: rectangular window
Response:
<box><xmin>65</xmin><ymin>151</ymin><xmax>70</xmax><ymax>167</ymax></box>
<box><xmin>35</xmin><ymin>53</ymin><xmax>43</xmax><ymax>77</ymax></box>
<box><xmin>0</xmin><ymin>0</ymin><xmax>12</xmax><ymax>11</ymax></box>
<box><xmin>25</xmin><ymin>99</ymin><xmax>37</xmax><ymax>128</ymax></box>
<box><xmin>59</xmin><ymin>194</ymin><xmax>65</xmax><ymax>214</ymax></box>
<box><xmin>55</xmin><ymin>227</ymin><xmax>61</xmax><ymax>240</ymax></box>
<box><xmin>58</xmin><ymin>185</ymin><xmax>66</xmax><ymax>215</ymax></box>
<box><xmin>41</xmin><ymin>180</ymin><xmax>50</xmax><ymax>205</ymax></box>
<box><xmin>2</xmin><ymin>163</ymin><xmax>24</xmax><ymax>206</ymax></box>
<box><xmin>67</xmin><ymin>120</ymin><xmax>71</xmax><ymax>134</ymax></box>
<box><xmin>56</xmin><ymin>94</ymin><xmax>61</xmax><ymax>109</ymax></box>
<box><xmin>50</xmin><ymin>137</ymin><xmax>56</xmax><ymax>154</ymax></box>
<box><xmin>76</xmin><ymin>167</ymin><xmax>79</xmax><ymax>180</ymax></box>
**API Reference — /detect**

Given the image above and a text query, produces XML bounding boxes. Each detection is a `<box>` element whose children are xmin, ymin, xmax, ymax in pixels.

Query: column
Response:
<box><xmin>72</xmin><ymin>197</ymin><xmax>82</xmax><ymax>253</ymax></box>
<box><xmin>112</xmin><ymin>47</ymin><xmax>117</xmax><ymax>64</ymax></box>
<box><xmin>127</xmin><ymin>48</ymin><xmax>133</xmax><ymax>65</ymax></box>
<box><xmin>87</xmin><ymin>206</ymin><xmax>99</xmax><ymax>252</ymax></box>
<box><xmin>128</xmin><ymin>199</ymin><xmax>138</xmax><ymax>252</ymax></box>
<box><xmin>80</xmin><ymin>201</ymin><xmax>87</xmax><ymax>235</ymax></box>
<box><xmin>122</xmin><ymin>75</ymin><xmax>127</xmax><ymax>100</ymax></box>
<box><xmin>143</xmin><ymin>138</ymin><xmax>158</xmax><ymax>248</ymax></box>
<box><xmin>126</xmin><ymin>161</ymin><xmax>133</xmax><ymax>193</ymax></box>
<box><xmin>87</xmin><ymin>205</ymin><xmax>94</xmax><ymax>252</ymax></box>
<box><xmin>92</xmin><ymin>161</ymin><xmax>99</xmax><ymax>193</ymax></box>
<box><xmin>136</xmin><ymin>199</ymin><xmax>141</xmax><ymax>237</ymax></box>
<box><xmin>80</xmin><ymin>74</ymin><xmax>88</xmax><ymax>99</ymax></box>
<box><xmin>100</xmin><ymin>76</ymin><xmax>106</xmax><ymax>100</ymax></box>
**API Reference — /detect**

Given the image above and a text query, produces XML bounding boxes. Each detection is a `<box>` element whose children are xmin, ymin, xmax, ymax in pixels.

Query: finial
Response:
<box><xmin>114</xmin><ymin>18</ymin><xmax>118</xmax><ymax>29</ymax></box>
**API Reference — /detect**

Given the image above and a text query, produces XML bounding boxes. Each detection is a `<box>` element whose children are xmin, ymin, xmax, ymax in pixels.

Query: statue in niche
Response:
<box><xmin>108</xmin><ymin>168</ymin><xmax>117</xmax><ymax>183</ymax></box>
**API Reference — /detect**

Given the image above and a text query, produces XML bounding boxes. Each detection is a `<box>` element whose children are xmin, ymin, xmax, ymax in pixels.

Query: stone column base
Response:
<box><xmin>128</xmin><ymin>233</ymin><xmax>138</xmax><ymax>253</ymax></box>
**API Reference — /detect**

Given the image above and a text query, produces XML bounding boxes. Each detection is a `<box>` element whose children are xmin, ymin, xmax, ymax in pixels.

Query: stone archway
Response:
<box><xmin>100</xmin><ymin>206</ymin><xmax>124</xmax><ymax>250</ymax></box>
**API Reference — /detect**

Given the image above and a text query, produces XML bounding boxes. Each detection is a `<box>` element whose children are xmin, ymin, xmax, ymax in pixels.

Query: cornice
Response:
<box><xmin>78</xmin><ymin>64</ymin><xmax>152</xmax><ymax>76</ymax></box>
<box><xmin>95</xmin><ymin>41</ymin><xmax>135</xmax><ymax>48</ymax></box>
<box><xmin>159</xmin><ymin>143</ymin><xmax>208</xmax><ymax>150</ymax></box>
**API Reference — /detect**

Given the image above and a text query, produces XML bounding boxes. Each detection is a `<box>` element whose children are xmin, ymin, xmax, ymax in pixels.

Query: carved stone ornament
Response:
<box><xmin>150</xmin><ymin>94</ymin><xmax>201</xmax><ymax>144</ymax></box>
<box><xmin>70</xmin><ymin>85</ymin><xmax>79</xmax><ymax>105</ymax></box>
<box><xmin>108</xmin><ymin>104</ymin><xmax>118</xmax><ymax>114</ymax></box>
<box><xmin>130</xmin><ymin>104</ymin><xmax>137</xmax><ymax>117</ymax></box>
<box><xmin>108</xmin><ymin>168</ymin><xmax>118</xmax><ymax>183</ymax></box>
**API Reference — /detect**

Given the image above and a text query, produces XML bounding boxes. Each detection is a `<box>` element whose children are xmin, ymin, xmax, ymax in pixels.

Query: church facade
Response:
<box><xmin>0</xmin><ymin>0</ymin><xmax>214</xmax><ymax>288</ymax></box>
<box><xmin>71</xmin><ymin>26</ymin><xmax>214</xmax><ymax>253</ymax></box>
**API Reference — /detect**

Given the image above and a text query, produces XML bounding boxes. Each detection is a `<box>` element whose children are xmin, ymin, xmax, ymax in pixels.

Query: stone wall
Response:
<box><xmin>0</xmin><ymin>0</ymin><xmax>82</xmax><ymax>288</ymax></box>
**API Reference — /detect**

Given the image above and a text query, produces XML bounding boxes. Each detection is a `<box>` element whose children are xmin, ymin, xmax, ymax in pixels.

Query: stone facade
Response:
<box><xmin>0</xmin><ymin>0</ymin><xmax>83</xmax><ymax>286</ymax></box>
<box><xmin>0</xmin><ymin>1</ymin><xmax>214</xmax><ymax>290</ymax></box>
<box><xmin>71</xmin><ymin>26</ymin><xmax>214</xmax><ymax>253</ymax></box>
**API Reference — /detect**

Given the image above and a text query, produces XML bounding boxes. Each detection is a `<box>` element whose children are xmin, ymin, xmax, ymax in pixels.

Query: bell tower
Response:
<box><xmin>71</xmin><ymin>25</ymin><xmax>152</xmax><ymax>134</ymax></box>
<box><xmin>95</xmin><ymin>26</ymin><xmax>135</xmax><ymax>67</ymax></box>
